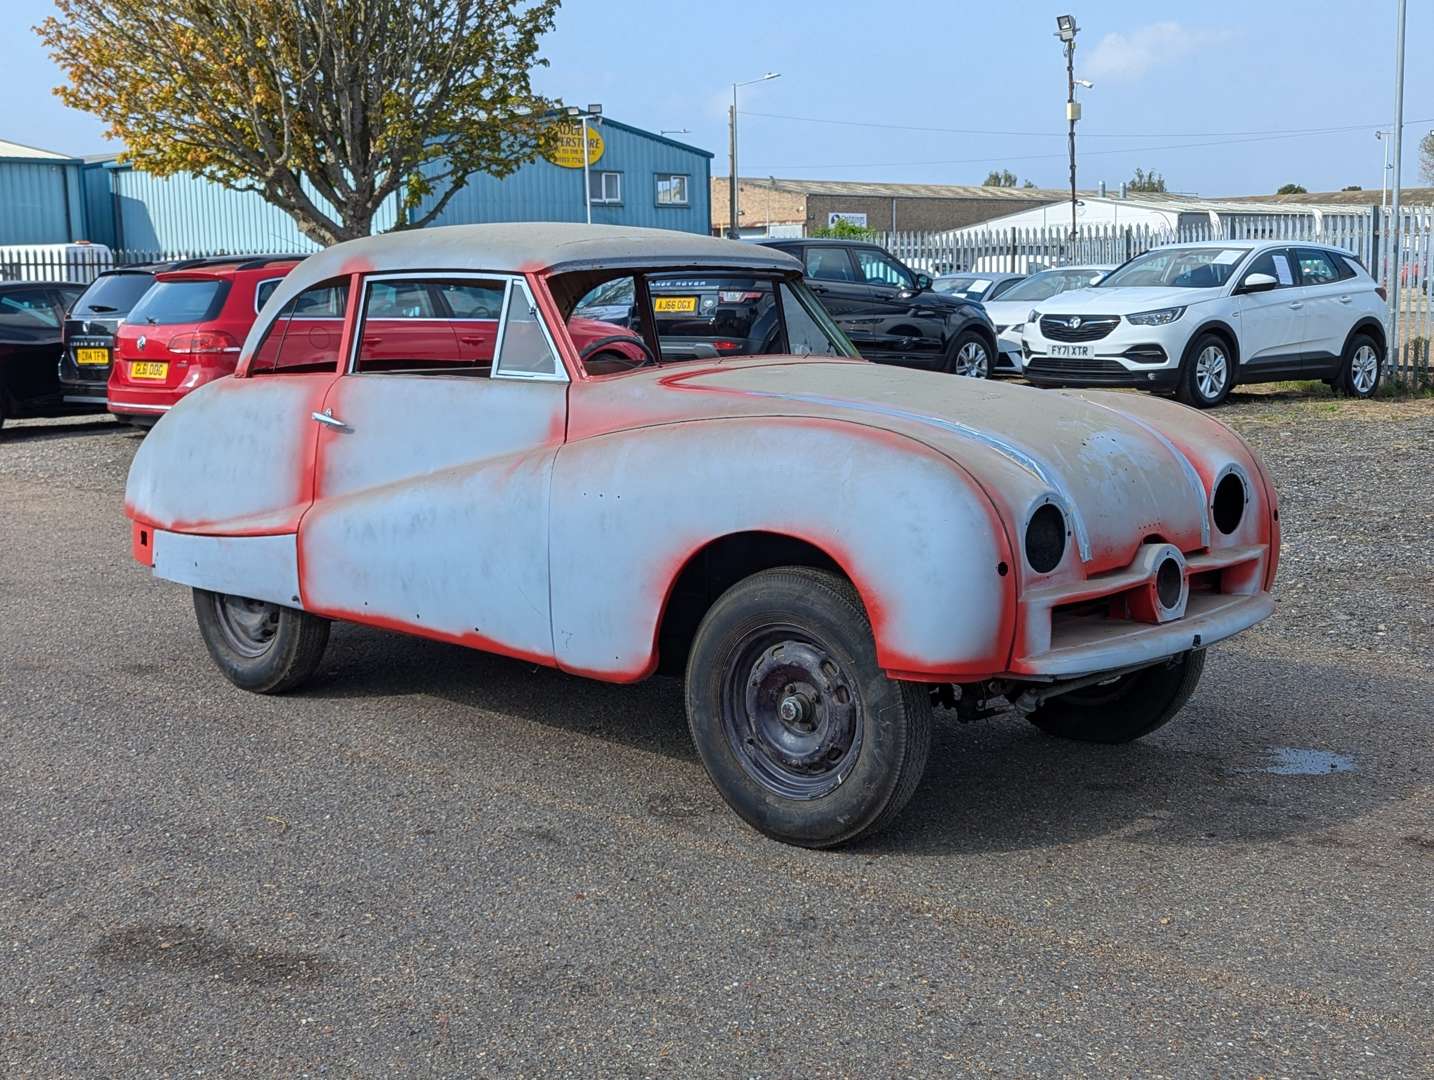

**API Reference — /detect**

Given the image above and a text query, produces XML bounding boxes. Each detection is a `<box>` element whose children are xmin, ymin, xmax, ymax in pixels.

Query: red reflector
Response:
<box><xmin>168</xmin><ymin>330</ymin><xmax>237</xmax><ymax>354</ymax></box>
<box><xmin>714</xmin><ymin>340</ymin><xmax>741</xmax><ymax>350</ymax></box>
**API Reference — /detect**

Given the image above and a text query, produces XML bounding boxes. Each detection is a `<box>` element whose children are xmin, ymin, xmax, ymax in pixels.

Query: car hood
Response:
<box><xmin>612</xmin><ymin>360</ymin><xmax>1252</xmax><ymax>575</ymax></box>
<box><xmin>1036</xmin><ymin>285</ymin><xmax>1221</xmax><ymax>313</ymax></box>
<box><xmin>980</xmin><ymin>299</ymin><xmax>1034</xmax><ymax>326</ymax></box>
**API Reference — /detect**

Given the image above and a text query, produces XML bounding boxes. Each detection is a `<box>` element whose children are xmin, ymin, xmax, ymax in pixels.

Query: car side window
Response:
<box><xmin>0</xmin><ymin>287</ymin><xmax>61</xmax><ymax>330</ymax></box>
<box><xmin>440</xmin><ymin>283</ymin><xmax>504</xmax><ymax>319</ymax></box>
<box><xmin>353</xmin><ymin>277</ymin><xmax>505</xmax><ymax>377</ymax></box>
<box><xmin>1241</xmin><ymin>250</ymin><xmax>1295</xmax><ymax>289</ymax></box>
<box><xmin>250</xmin><ymin>279</ymin><xmax>350</xmax><ymax>375</ymax></box>
<box><xmin>494</xmin><ymin>280</ymin><xmax>562</xmax><ymax>379</ymax></box>
<box><xmin>853</xmin><ymin>248</ymin><xmax>913</xmax><ymax>290</ymax></box>
<box><xmin>1294</xmin><ymin>248</ymin><xmax>1340</xmax><ymax>286</ymax></box>
<box><xmin>804</xmin><ymin>247</ymin><xmax>857</xmax><ymax>282</ymax></box>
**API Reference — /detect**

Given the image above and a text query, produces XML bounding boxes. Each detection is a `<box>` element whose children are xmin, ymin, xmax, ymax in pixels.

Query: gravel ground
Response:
<box><xmin>1</xmin><ymin>393</ymin><xmax>1431</xmax><ymax>1078</ymax></box>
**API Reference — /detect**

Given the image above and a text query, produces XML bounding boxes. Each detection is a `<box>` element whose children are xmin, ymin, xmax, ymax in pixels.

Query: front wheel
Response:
<box><xmin>192</xmin><ymin>589</ymin><xmax>330</xmax><ymax>694</ymax></box>
<box><xmin>1335</xmin><ymin>333</ymin><xmax>1381</xmax><ymax>398</ymax></box>
<box><xmin>685</xmin><ymin>568</ymin><xmax>932</xmax><ymax>848</ymax></box>
<box><xmin>1027</xmin><ymin>650</ymin><xmax>1205</xmax><ymax>744</ymax></box>
<box><xmin>1176</xmin><ymin>334</ymin><xmax>1233</xmax><ymax>408</ymax></box>
<box><xmin>946</xmin><ymin>331</ymin><xmax>993</xmax><ymax>378</ymax></box>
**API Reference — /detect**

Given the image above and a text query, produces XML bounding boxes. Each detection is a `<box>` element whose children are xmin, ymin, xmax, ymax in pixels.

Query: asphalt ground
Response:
<box><xmin>1</xmin><ymin>390</ymin><xmax>1431</xmax><ymax>1078</ymax></box>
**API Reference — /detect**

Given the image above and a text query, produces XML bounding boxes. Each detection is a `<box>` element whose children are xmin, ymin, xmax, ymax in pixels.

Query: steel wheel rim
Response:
<box><xmin>955</xmin><ymin>341</ymin><xmax>988</xmax><ymax>377</ymax></box>
<box><xmin>1351</xmin><ymin>344</ymin><xmax>1378</xmax><ymax>394</ymax></box>
<box><xmin>720</xmin><ymin>625</ymin><xmax>863</xmax><ymax>800</ymax></box>
<box><xmin>1195</xmin><ymin>345</ymin><xmax>1227</xmax><ymax>401</ymax></box>
<box><xmin>213</xmin><ymin>594</ymin><xmax>280</xmax><ymax>658</ymax></box>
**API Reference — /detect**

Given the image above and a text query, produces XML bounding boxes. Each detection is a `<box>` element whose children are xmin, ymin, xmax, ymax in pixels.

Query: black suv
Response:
<box><xmin>760</xmin><ymin>239</ymin><xmax>997</xmax><ymax>376</ymax></box>
<box><xmin>59</xmin><ymin>255</ymin><xmax>299</xmax><ymax>406</ymax></box>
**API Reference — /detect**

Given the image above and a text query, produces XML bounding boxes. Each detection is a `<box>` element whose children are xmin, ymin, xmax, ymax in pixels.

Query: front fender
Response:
<box><xmin>548</xmin><ymin>415</ymin><xmax>1016</xmax><ymax>681</ymax></box>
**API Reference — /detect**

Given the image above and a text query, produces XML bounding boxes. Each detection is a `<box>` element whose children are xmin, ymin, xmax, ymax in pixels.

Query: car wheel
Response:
<box><xmin>1335</xmin><ymin>334</ymin><xmax>1382</xmax><ymax>398</ymax></box>
<box><xmin>1176</xmin><ymin>334</ymin><xmax>1233</xmax><ymax>408</ymax></box>
<box><xmin>946</xmin><ymin>331</ymin><xmax>993</xmax><ymax>378</ymax></box>
<box><xmin>1027</xmin><ymin>650</ymin><xmax>1205</xmax><ymax>744</ymax></box>
<box><xmin>685</xmin><ymin>567</ymin><xmax>932</xmax><ymax>848</ymax></box>
<box><xmin>192</xmin><ymin>588</ymin><xmax>330</xmax><ymax>694</ymax></box>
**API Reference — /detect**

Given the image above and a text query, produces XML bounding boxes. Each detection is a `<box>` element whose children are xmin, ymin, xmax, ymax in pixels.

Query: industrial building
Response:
<box><xmin>0</xmin><ymin>117</ymin><xmax>713</xmax><ymax>252</ymax></box>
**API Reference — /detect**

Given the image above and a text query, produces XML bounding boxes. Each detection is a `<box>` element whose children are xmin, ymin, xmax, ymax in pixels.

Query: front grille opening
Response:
<box><xmin>1213</xmin><ymin>473</ymin><xmax>1246</xmax><ymax>535</ymax></box>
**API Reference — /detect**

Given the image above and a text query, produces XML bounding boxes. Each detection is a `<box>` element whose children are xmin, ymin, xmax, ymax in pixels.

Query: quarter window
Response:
<box><xmin>589</xmin><ymin>171</ymin><xmax>622</xmax><ymax>204</ymax></box>
<box><xmin>250</xmin><ymin>279</ymin><xmax>349</xmax><ymax>375</ymax></box>
<box><xmin>495</xmin><ymin>280</ymin><xmax>561</xmax><ymax>378</ymax></box>
<box><xmin>656</xmin><ymin>173</ymin><xmax>689</xmax><ymax>206</ymax></box>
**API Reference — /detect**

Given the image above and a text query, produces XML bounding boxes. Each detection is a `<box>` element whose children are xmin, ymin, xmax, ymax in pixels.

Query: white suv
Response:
<box><xmin>1020</xmin><ymin>240</ymin><xmax>1388</xmax><ymax>407</ymax></box>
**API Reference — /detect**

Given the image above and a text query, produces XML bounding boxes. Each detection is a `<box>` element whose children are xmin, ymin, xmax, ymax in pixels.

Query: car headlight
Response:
<box><xmin>995</xmin><ymin>324</ymin><xmax>1011</xmax><ymax>334</ymax></box>
<box><xmin>1009</xmin><ymin>323</ymin><xmax>1023</xmax><ymax>334</ymax></box>
<box><xmin>1027</xmin><ymin>309</ymin><xmax>1040</xmax><ymax>324</ymax></box>
<box><xmin>1126</xmin><ymin>306</ymin><xmax>1186</xmax><ymax>326</ymax></box>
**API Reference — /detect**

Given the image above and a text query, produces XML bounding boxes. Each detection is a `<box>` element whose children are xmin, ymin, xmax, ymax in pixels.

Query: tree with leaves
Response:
<box><xmin>1277</xmin><ymin>183</ymin><xmax>1308</xmax><ymax>195</ymax></box>
<box><xmin>1420</xmin><ymin>132</ymin><xmax>1434</xmax><ymax>185</ymax></box>
<box><xmin>983</xmin><ymin>169</ymin><xmax>1018</xmax><ymax>188</ymax></box>
<box><xmin>1127</xmin><ymin>168</ymin><xmax>1166</xmax><ymax>193</ymax></box>
<box><xmin>1341</xmin><ymin>185</ymin><xmax>1363</xmax><ymax>192</ymax></box>
<box><xmin>38</xmin><ymin>0</ymin><xmax>562</xmax><ymax>246</ymax></box>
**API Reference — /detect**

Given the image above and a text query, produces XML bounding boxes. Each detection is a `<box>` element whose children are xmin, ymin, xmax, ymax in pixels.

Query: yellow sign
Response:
<box><xmin>545</xmin><ymin>123</ymin><xmax>604</xmax><ymax>169</ymax></box>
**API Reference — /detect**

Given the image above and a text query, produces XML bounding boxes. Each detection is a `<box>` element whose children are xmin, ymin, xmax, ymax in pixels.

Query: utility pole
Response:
<box><xmin>1057</xmin><ymin>16</ymin><xmax>1080</xmax><ymax>242</ymax></box>
<box><xmin>728</xmin><ymin>73</ymin><xmax>780</xmax><ymax>239</ymax></box>
<box><xmin>566</xmin><ymin>104</ymin><xmax>603</xmax><ymax>225</ymax></box>
<box><xmin>1388</xmin><ymin>0</ymin><xmax>1407</xmax><ymax>377</ymax></box>
<box><xmin>1376</xmin><ymin>129</ymin><xmax>1391</xmax><ymax>213</ymax></box>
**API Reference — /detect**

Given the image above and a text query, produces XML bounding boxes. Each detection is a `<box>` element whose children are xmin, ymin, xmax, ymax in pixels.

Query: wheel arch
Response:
<box><xmin>1342</xmin><ymin>317</ymin><xmax>1387</xmax><ymax>358</ymax></box>
<box><xmin>1181</xmin><ymin>320</ymin><xmax>1241</xmax><ymax>373</ymax></box>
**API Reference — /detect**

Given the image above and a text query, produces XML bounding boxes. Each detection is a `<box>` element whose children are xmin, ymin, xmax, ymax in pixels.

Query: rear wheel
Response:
<box><xmin>1176</xmin><ymin>334</ymin><xmax>1233</xmax><ymax>408</ymax></box>
<box><xmin>1335</xmin><ymin>334</ymin><xmax>1381</xmax><ymax>398</ymax></box>
<box><xmin>946</xmin><ymin>331</ymin><xmax>992</xmax><ymax>378</ymax></box>
<box><xmin>192</xmin><ymin>589</ymin><xmax>330</xmax><ymax>694</ymax></box>
<box><xmin>685</xmin><ymin>568</ymin><xmax>932</xmax><ymax>847</ymax></box>
<box><xmin>1027</xmin><ymin>651</ymin><xmax>1205</xmax><ymax>744</ymax></box>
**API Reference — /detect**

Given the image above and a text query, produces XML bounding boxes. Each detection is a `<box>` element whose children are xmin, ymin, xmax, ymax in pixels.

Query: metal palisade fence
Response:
<box><xmin>878</xmin><ymin>207</ymin><xmax>1434</xmax><ymax>387</ymax></box>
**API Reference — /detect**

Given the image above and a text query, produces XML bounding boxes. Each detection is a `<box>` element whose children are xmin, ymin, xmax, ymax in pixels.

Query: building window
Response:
<box><xmin>589</xmin><ymin>171</ymin><xmax>622</xmax><ymax>204</ymax></box>
<box><xmin>656</xmin><ymin>173</ymin><xmax>690</xmax><ymax>207</ymax></box>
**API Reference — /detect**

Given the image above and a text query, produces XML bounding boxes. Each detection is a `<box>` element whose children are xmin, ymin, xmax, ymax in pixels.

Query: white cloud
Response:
<box><xmin>1084</xmin><ymin>22</ymin><xmax>1232</xmax><ymax>82</ymax></box>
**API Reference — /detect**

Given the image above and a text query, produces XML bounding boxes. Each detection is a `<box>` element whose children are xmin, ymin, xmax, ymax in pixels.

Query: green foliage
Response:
<box><xmin>983</xmin><ymin>169</ymin><xmax>1018</xmax><ymax>188</ymax></box>
<box><xmin>1127</xmin><ymin>168</ymin><xmax>1166</xmax><ymax>193</ymax></box>
<box><xmin>1341</xmin><ymin>185</ymin><xmax>1363</xmax><ymax>192</ymax></box>
<box><xmin>1420</xmin><ymin>132</ymin><xmax>1434</xmax><ymax>186</ymax></box>
<box><xmin>37</xmin><ymin>0</ymin><xmax>562</xmax><ymax>245</ymax></box>
<box><xmin>1277</xmin><ymin>183</ymin><xmax>1308</xmax><ymax>195</ymax></box>
<box><xmin>810</xmin><ymin>219</ymin><xmax>874</xmax><ymax>240</ymax></box>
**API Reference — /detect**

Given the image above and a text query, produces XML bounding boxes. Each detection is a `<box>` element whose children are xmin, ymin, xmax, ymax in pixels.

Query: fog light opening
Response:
<box><xmin>1155</xmin><ymin>557</ymin><xmax>1184</xmax><ymax>610</ymax></box>
<box><xmin>1213</xmin><ymin>472</ymin><xmax>1246</xmax><ymax>535</ymax></box>
<box><xmin>1025</xmin><ymin>504</ymin><xmax>1067</xmax><ymax>574</ymax></box>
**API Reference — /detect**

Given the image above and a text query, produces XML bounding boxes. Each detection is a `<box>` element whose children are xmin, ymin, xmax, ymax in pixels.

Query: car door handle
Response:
<box><xmin>459</xmin><ymin>335</ymin><xmax>488</xmax><ymax>345</ymax></box>
<box><xmin>311</xmin><ymin>409</ymin><xmax>349</xmax><ymax>430</ymax></box>
<box><xmin>1288</xmin><ymin>302</ymin><xmax>1304</xmax><ymax>310</ymax></box>
<box><xmin>361</xmin><ymin>336</ymin><xmax>381</xmax><ymax>346</ymax></box>
<box><xmin>1337</xmin><ymin>295</ymin><xmax>1353</xmax><ymax>304</ymax></box>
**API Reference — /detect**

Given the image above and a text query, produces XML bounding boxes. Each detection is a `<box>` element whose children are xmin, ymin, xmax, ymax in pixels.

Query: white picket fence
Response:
<box><xmin>876</xmin><ymin>208</ymin><xmax>1434</xmax><ymax>386</ymax></box>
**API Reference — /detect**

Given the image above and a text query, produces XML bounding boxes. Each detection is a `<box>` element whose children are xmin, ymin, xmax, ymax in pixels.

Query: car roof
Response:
<box><xmin>0</xmin><ymin>279</ymin><xmax>82</xmax><ymax>290</ymax></box>
<box><xmin>93</xmin><ymin>254</ymin><xmax>305</xmax><ymax>279</ymax></box>
<box><xmin>936</xmin><ymin>270</ymin><xmax>1023</xmax><ymax>280</ymax></box>
<box><xmin>765</xmin><ymin>238</ymin><xmax>883</xmax><ymax>249</ymax></box>
<box><xmin>154</xmin><ymin>257</ymin><xmax>302</xmax><ymax>283</ymax></box>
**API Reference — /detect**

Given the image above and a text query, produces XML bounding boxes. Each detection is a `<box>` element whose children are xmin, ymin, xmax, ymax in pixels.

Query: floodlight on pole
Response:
<box><xmin>1056</xmin><ymin>16</ymin><xmax>1081</xmax><ymax>240</ymax></box>
<box><xmin>729</xmin><ymin>72</ymin><xmax>782</xmax><ymax>238</ymax></box>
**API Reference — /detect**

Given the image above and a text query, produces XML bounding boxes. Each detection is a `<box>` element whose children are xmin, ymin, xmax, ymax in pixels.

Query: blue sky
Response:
<box><xmin>8</xmin><ymin>0</ymin><xmax>1431</xmax><ymax>196</ymax></box>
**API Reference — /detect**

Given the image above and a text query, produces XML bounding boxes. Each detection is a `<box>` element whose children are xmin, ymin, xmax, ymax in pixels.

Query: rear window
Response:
<box><xmin>71</xmin><ymin>272</ymin><xmax>155</xmax><ymax>317</ymax></box>
<box><xmin>127</xmin><ymin>279</ymin><xmax>228</xmax><ymax>325</ymax></box>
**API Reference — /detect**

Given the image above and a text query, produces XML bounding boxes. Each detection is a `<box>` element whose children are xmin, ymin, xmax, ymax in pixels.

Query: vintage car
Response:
<box><xmin>124</xmin><ymin>224</ymin><xmax>1280</xmax><ymax>848</ymax></box>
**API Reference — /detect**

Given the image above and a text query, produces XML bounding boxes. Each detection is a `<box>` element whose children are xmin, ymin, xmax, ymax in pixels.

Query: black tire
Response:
<box><xmin>1027</xmin><ymin>650</ymin><xmax>1205</xmax><ymax>744</ymax></box>
<box><xmin>1176</xmin><ymin>333</ymin><xmax>1234</xmax><ymax>408</ymax></box>
<box><xmin>1334</xmin><ymin>333</ymin><xmax>1382</xmax><ymax>399</ymax></box>
<box><xmin>192</xmin><ymin>588</ymin><xmax>330</xmax><ymax>694</ymax></box>
<box><xmin>684</xmin><ymin>567</ymin><xmax>932</xmax><ymax>848</ymax></box>
<box><xmin>945</xmin><ymin>330</ymin><xmax>993</xmax><ymax>378</ymax></box>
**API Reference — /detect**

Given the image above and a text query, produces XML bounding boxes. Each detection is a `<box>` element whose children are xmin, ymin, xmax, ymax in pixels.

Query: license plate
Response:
<box><xmin>75</xmin><ymin>347</ymin><xmax>110</xmax><ymax>366</ymax></box>
<box><xmin>129</xmin><ymin>361</ymin><xmax>169</xmax><ymax>380</ymax></box>
<box><xmin>1049</xmin><ymin>344</ymin><xmax>1092</xmax><ymax>358</ymax></box>
<box><xmin>654</xmin><ymin>296</ymin><xmax>697</xmax><ymax>313</ymax></box>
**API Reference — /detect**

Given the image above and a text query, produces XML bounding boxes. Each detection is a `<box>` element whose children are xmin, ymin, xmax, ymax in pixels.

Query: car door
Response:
<box><xmin>848</xmin><ymin>246</ymin><xmax>945</xmax><ymax>364</ymax></box>
<box><xmin>799</xmin><ymin>246</ymin><xmax>882</xmax><ymax>352</ymax></box>
<box><xmin>1291</xmin><ymin>247</ymin><xmax>1348</xmax><ymax>371</ymax></box>
<box><xmin>0</xmin><ymin>285</ymin><xmax>66</xmax><ymax>410</ymax></box>
<box><xmin>298</xmin><ymin>273</ymin><xmax>567</xmax><ymax>663</ymax></box>
<box><xmin>1232</xmin><ymin>248</ymin><xmax>1303</xmax><ymax>377</ymax></box>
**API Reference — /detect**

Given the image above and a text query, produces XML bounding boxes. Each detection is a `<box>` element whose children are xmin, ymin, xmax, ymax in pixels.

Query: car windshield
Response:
<box><xmin>71</xmin><ymin>272</ymin><xmax>155</xmax><ymax>317</ymax></box>
<box><xmin>999</xmin><ymin>269</ymin><xmax>1104</xmax><ymax>302</ymax></box>
<box><xmin>127</xmin><ymin>279</ymin><xmax>226</xmax><ymax>325</ymax></box>
<box><xmin>1099</xmin><ymin>248</ymin><xmax>1249</xmax><ymax>289</ymax></box>
<box><xmin>934</xmin><ymin>276</ymin><xmax>997</xmax><ymax>300</ymax></box>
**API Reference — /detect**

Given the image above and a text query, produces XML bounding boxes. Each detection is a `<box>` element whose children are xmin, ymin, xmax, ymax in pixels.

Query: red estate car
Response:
<box><xmin>109</xmin><ymin>256</ymin><xmax>304</xmax><ymax>423</ymax></box>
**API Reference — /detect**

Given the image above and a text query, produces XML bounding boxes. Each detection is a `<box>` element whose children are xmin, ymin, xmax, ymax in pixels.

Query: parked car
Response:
<box><xmin>124</xmin><ymin>223</ymin><xmax>1280</xmax><ymax>848</ymax></box>
<box><xmin>62</xmin><ymin>256</ymin><xmax>299</xmax><ymax>409</ymax></box>
<box><xmin>574</xmin><ymin>273</ymin><xmax>772</xmax><ymax>359</ymax></box>
<box><xmin>107</xmin><ymin>255</ymin><xmax>304</xmax><ymax>424</ymax></box>
<box><xmin>1020</xmin><ymin>241</ymin><xmax>1388</xmax><ymax>407</ymax></box>
<box><xmin>980</xmin><ymin>265</ymin><xmax>1114</xmax><ymax>374</ymax></box>
<box><xmin>932</xmin><ymin>271</ymin><xmax>1026</xmax><ymax>303</ymax></box>
<box><xmin>760</xmin><ymin>238</ymin><xmax>998</xmax><ymax>377</ymax></box>
<box><xmin>0</xmin><ymin>280</ymin><xmax>88</xmax><ymax>431</ymax></box>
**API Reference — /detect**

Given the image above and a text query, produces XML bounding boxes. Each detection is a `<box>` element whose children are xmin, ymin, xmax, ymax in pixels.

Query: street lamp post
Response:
<box><xmin>1388</xmin><ymin>0</ymin><xmax>1407</xmax><ymax>377</ymax></box>
<box><xmin>567</xmin><ymin>104</ymin><xmax>603</xmax><ymax>224</ymax></box>
<box><xmin>729</xmin><ymin>73</ymin><xmax>780</xmax><ymax>239</ymax></box>
<box><xmin>1057</xmin><ymin>15</ymin><xmax>1080</xmax><ymax>242</ymax></box>
<box><xmin>1376</xmin><ymin>129</ymin><xmax>1391</xmax><ymax>213</ymax></box>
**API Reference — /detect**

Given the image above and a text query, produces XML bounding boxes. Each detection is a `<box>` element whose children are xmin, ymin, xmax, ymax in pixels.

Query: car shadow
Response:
<box><xmin>306</xmin><ymin>625</ymin><xmax>1400</xmax><ymax>856</ymax></box>
<box><xmin>0</xmin><ymin>416</ymin><xmax>124</xmax><ymax>442</ymax></box>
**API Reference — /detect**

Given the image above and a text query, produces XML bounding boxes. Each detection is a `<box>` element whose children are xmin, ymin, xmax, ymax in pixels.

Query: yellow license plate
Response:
<box><xmin>130</xmin><ymin>361</ymin><xmax>169</xmax><ymax>380</ymax></box>
<box><xmin>654</xmin><ymin>296</ymin><xmax>697</xmax><ymax>313</ymax></box>
<box><xmin>75</xmin><ymin>347</ymin><xmax>110</xmax><ymax>366</ymax></box>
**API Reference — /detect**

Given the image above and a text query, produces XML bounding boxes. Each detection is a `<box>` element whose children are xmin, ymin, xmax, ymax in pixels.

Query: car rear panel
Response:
<box><xmin>60</xmin><ymin>270</ymin><xmax>160</xmax><ymax>400</ymax></box>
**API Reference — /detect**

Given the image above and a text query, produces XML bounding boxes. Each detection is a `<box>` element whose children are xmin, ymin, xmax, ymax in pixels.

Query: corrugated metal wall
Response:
<box><xmin>0</xmin><ymin>160</ymin><xmax>86</xmax><ymax>245</ymax></box>
<box><xmin>418</xmin><ymin>120</ymin><xmax>712</xmax><ymax>234</ymax></box>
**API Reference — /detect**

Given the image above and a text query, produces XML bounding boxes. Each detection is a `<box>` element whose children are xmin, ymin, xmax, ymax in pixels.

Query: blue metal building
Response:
<box><xmin>0</xmin><ymin>117</ymin><xmax>712</xmax><ymax>252</ymax></box>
